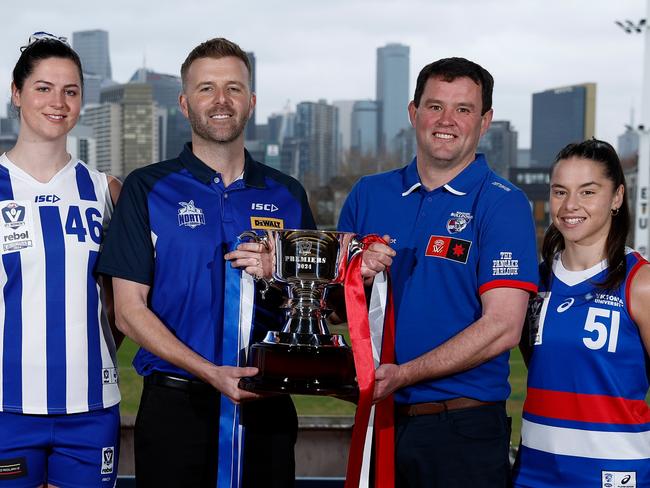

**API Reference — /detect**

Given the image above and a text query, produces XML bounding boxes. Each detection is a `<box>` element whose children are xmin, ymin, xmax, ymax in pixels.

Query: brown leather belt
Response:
<box><xmin>397</xmin><ymin>398</ymin><xmax>496</xmax><ymax>416</ymax></box>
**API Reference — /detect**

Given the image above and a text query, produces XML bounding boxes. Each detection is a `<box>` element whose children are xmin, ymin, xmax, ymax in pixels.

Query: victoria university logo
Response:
<box><xmin>178</xmin><ymin>201</ymin><xmax>205</xmax><ymax>229</ymax></box>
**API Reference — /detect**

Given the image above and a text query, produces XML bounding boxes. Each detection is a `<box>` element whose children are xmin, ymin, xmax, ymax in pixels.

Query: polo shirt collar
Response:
<box><xmin>178</xmin><ymin>143</ymin><xmax>266</xmax><ymax>188</ymax></box>
<box><xmin>401</xmin><ymin>153</ymin><xmax>489</xmax><ymax>197</ymax></box>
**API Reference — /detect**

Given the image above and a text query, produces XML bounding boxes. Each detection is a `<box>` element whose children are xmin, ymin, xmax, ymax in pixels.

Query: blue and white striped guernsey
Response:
<box><xmin>0</xmin><ymin>153</ymin><xmax>120</xmax><ymax>415</ymax></box>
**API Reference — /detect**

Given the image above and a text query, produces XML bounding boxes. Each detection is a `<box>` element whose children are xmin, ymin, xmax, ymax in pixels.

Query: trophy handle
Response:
<box><xmin>237</xmin><ymin>230</ymin><xmax>273</xmax><ymax>298</ymax></box>
<box><xmin>238</xmin><ymin>230</ymin><xmax>271</xmax><ymax>250</ymax></box>
<box><xmin>349</xmin><ymin>235</ymin><xmax>364</xmax><ymax>257</ymax></box>
<box><xmin>335</xmin><ymin>234</ymin><xmax>364</xmax><ymax>280</ymax></box>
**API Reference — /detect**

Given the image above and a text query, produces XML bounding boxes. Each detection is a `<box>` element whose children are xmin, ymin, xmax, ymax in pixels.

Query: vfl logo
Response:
<box><xmin>178</xmin><ymin>201</ymin><xmax>205</xmax><ymax>229</ymax></box>
<box><xmin>1</xmin><ymin>203</ymin><xmax>26</xmax><ymax>229</ymax></box>
<box><xmin>557</xmin><ymin>298</ymin><xmax>574</xmax><ymax>313</ymax></box>
<box><xmin>297</xmin><ymin>240</ymin><xmax>312</xmax><ymax>255</ymax></box>
<box><xmin>101</xmin><ymin>447</ymin><xmax>114</xmax><ymax>474</ymax></box>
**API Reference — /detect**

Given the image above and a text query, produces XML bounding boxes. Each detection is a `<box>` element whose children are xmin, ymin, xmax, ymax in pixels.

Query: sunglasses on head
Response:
<box><xmin>21</xmin><ymin>31</ymin><xmax>69</xmax><ymax>51</ymax></box>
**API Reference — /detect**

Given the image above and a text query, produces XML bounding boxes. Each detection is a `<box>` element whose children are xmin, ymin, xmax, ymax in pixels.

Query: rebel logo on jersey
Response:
<box><xmin>425</xmin><ymin>235</ymin><xmax>471</xmax><ymax>263</ymax></box>
<box><xmin>0</xmin><ymin>200</ymin><xmax>35</xmax><ymax>253</ymax></box>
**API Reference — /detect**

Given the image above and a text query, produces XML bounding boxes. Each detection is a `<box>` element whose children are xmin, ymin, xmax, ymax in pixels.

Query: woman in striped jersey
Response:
<box><xmin>0</xmin><ymin>33</ymin><xmax>122</xmax><ymax>488</ymax></box>
<box><xmin>513</xmin><ymin>139</ymin><xmax>650</xmax><ymax>487</ymax></box>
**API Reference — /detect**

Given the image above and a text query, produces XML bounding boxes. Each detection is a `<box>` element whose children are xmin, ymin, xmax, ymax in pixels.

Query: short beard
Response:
<box><xmin>186</xmin><ymin>104</ymin><xmax>248</xmax><ymax>144</ymax></box>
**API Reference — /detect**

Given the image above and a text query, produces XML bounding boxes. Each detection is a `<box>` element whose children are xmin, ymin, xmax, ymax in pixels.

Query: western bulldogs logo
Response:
<box><xmin>178</xmin><ymin>201</ymin><xmax>205</xmax><ymax>229</ymax></box>
<box><xmin>446</xmin><ymin>211</ymin><xmax>472</xmax><ymax>234</ymax></box>
<box><xmin>2</xmin><ymin>202</ymin><xmax>26</xmax><ymax>230</ymax></box>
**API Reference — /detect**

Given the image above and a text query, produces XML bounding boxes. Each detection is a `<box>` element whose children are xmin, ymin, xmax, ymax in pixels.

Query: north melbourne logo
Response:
<box><xmin>178</xmin><ymin>201</ymin><xmax>205</xmax><ymax>229</ymax></box>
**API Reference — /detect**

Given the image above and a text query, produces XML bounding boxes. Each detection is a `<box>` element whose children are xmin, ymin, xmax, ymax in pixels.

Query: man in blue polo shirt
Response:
<box><xmin>339</xmin><ymin>57</ymin><xmax>538</xmax><ymax>487</ymax></box>
<box><xmin>97</xmin><ymin>38</ymin><xmax>315</xmax><ymax>487</ymax></box>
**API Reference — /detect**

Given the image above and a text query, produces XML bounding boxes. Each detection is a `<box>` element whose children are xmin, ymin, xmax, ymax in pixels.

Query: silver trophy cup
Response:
<box><xmin>238</xmin><ymin>229</ymin><xmax>361</xmax><ymax>395</ymax></box>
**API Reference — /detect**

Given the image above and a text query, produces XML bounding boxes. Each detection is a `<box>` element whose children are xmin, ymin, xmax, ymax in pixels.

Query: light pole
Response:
<box><xmin>616</xmin><ymin>5</ymin><xmax>650</xmax><ymax>257</ymax></box>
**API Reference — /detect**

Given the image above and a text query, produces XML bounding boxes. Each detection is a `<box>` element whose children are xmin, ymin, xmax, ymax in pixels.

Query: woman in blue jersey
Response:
<box><xmin>0</xmin><ymin>33</ymin><xmax>122</xmax><ymax>488</ymax></box>
<box><xmin>513</xmin><ymin>139</ymin><xmax>650</xmax><ymax>487</ymax></box>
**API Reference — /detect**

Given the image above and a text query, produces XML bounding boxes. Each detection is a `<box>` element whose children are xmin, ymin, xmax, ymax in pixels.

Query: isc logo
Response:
<box><xmin>35</xmin><ymin>194</ymin><xmax>61</xmax><ymax>203</ymax></box>
<box><xmin>251</xmin><ymin>203</ymin><xmax>278</xmax><ymax>212</ymax></box>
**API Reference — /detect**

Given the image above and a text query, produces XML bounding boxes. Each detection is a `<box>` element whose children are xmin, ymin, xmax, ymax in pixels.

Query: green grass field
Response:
<box><xmin>117</xmin><ymin>338</ymin><xmax>528</xmax><ymax>443</ymax></box>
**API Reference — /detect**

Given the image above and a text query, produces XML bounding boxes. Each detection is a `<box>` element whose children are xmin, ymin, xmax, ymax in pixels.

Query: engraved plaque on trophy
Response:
<box><xmin>238</xmin><ymin>229</ymin><xmax>361</xmax><ymax>395</ymax></box>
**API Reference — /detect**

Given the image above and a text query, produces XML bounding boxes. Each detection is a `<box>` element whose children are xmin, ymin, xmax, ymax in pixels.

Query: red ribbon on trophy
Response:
<box><xmin>344</xmin><ymin>234</ymin><xmax>396</xmax><ymax>488</ymax></box>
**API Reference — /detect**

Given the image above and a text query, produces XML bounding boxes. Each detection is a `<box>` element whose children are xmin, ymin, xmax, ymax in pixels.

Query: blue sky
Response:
<box><xmin>1</xmin><ymin>0</ymin><xmax>647</xmax><ymax>148</ymax></box>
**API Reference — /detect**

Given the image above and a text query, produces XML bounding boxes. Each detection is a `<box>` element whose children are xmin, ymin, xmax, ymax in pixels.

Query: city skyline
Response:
<box><xmin>0</xmin><ymin>0</ymin><xmax>647</xmax><ymax>150</ymax></box>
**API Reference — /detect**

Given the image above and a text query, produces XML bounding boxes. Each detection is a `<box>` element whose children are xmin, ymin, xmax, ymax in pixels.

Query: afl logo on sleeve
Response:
<box><xmin>0</xmin><ymin>200</ymin><xmax>35</xmax><ymax>254</ymax></box>
<box><xmin>425</xmin><ymin>235</ymin><xmax>471</xmax><ymax>263</ymax></box>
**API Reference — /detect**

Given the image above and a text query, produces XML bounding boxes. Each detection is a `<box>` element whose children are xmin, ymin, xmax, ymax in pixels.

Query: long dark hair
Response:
<box><xmin>541</xmin><ymin>139</ymin><xmax>630</xmax><ymax>291</ymax></box>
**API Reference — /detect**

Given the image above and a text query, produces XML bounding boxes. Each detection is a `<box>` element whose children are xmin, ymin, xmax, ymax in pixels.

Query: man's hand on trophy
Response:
<box><xmin>207</xmin><ymin>365</ymin><xmax>263</xmax><ymax>404</ymax></box>
<box><xmin>225</xmin><ymin>240</ymin><xmax>274</xmax><ymax>280</ymax></box>
<box><xmin>361</xmin><ymin>234</ymin><xmax>396</xmax><ymax>286</ymax></box>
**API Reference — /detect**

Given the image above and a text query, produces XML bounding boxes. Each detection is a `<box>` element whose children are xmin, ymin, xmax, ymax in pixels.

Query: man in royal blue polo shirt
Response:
<box><xmin>97</xmin><ymin>38</ymin><xmax>315</xmax><ymax>487</ymax></box>
<box><xmin>338</xmin><ymin>58</ymin><xmax>538</xmax><ymax>487</ymax></box>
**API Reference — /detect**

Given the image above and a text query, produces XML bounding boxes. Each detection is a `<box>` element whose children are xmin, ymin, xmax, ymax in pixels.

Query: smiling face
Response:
<box><xmin>179</xmin><ymin>56</ymin><xmax>255</xmax><ymax>145</ymax></box>
<box><xmin>550</xmin><ymin>156</ymin><xmax>624</xmax><ymax>249</ymax></box>
<box><xmin>408</xmin><ymin>75</ymin><xmax>492</xmax><ymax>172</ymax></box>
<box><xmin>12</xmin><ymin>57</ymin><xmax>82</xmax><ymax>142</ymax></box>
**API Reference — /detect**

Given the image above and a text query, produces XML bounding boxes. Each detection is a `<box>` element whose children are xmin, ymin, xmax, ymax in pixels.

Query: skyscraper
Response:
<box><xmin>245</xmin><ymin>52</ymin><xmax>256</xmax><ymax>141</ymax></box>
<box><xmin>477</xmin><ymin>120</ymin><xmax>518</xmax><ymax>178</ymax></box>
<box><xmin>351</xmin><ymin>100</ymin><xmax>379</xmax><ymax>158</ymax></box>
<box><xmin>376</xmin><ymin>43</ymin><xmax>410</xmax><ymax>157</ymax></box>
<box><xmin>72</xmin><ymin>30</ymin><xmax>113</xmax><ymax>106</ymax></box>
<box><xmin>67</xmin><ymin>125</ymin><xmax>97</xmax><ymax>169</ymax></box>
<box><xmin>530</xmin><ymin>83</ymin><xmax>596</xmax><ymax>167</ymax></box>
<box><xmin>81</xmin><ymin>103</ymin><xmax>121</xmax><ymax>176</ymax></box>
<box><xmin>295</xmin><ymin>100</ymin><xmax>339</xmax><ymax>187</ymax></box>
<box><xmin>129</xmin><ymin>68</ymin><xmax>191</xmax><ymax>159</ymax></box>
<box><xmin>72</xmin><ymin>30</ymin><xmax>112</xmax><ymax>79</ymax></box>
<box><xmin>83</xmin><ymin>83</ymin><xmax>158</xmax><ymax>178</ymax></box>
<box><xmin>333</xmin><ymin>100</ymin><xmax>356</xmax><ymax>160</ymax></box>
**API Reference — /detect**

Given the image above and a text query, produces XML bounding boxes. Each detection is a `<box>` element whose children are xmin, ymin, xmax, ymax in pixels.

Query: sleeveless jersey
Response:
<box><xmin>0</xmin><ymin>153</ymin><xmax>120</xmax><ymax>415</ymax></box>
<box><xmin>513</xmin><ymin>250</ymin><xmax>650</xmax><ymax>488</ymax></box>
